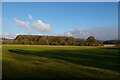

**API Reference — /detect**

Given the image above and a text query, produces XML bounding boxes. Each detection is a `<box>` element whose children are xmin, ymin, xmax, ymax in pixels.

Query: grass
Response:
<box><xmin>2</xmin><ymin>45</ymin><xmax>120</xmax><ymax>79</ymax></box>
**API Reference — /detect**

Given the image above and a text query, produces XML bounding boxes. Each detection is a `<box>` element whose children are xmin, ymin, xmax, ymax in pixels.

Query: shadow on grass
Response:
<box><xmin>8</xmin><ymin>48</ymin><xmax>120</xmax><ymax>72</ymax></box>
<box><xmin>100</xmin><ymin>47</ymin><xmax>120</xmax><ymax>50</ymax></box>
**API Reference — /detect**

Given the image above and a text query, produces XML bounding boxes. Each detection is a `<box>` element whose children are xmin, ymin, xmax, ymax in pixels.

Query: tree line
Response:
<box><xmin>2</xmin><ymin>35</ymin><xmax>119</xmax><ymax>46</ymax></box>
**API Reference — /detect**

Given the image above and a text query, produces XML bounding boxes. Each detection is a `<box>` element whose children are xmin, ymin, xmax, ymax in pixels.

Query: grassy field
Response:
<box><xmin>2</xmin><ymin>45</ymin><xmax>120</xmax><ymax>79</ymax></box>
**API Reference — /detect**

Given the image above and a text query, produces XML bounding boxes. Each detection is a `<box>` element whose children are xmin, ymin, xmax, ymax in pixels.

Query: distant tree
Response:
<box><xmin>76</xmin><ymin>38</ymin><xmax>85</xmax><ymax>46</ymax></box>
<box><xmin>2</xmin><ymin>40</ymin><xmax>14</xmax><ymax>44</ymax></box>
<box><xmin>86</xmin><ymin>36</ymin><xmax>97</xmax><ymax>46</ymax></box>
<box><xmin>96</xmin><ymin>40</ymin><xmax>104</xmax><ymax>46</ymax></box>
<box><xmin>115</xmin><ymin>40</ymin><xmax>120</xmax><ymax>47</ymax></box>
<box><xmin>59</xmin><ymin>36</ymin><xmax>66</xmax><ymax>45</ymax></box>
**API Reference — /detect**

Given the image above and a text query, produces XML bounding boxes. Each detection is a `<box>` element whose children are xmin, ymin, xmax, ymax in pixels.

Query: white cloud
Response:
<box><xmin>14</xmin><ymin>18</ymin><xmax>29</xmax><ymax>28</ymax></box>
<box><xmin>14</xmin><ymin>18</ymin><xmax>29</xmax><ymax>32</ymax></box>
<box><xmin>14</xmin><ymin>16</ymin><xmax>52</xmax><ymax>34</ymax></box>
<box><xmin>60</xmin><ymin>26</ymin><xmax>118</xmax><ymax>40</ymax></box>
<box><xmin>69</xmin><ymin>28</ymin><xmax>91</xmax><ymax>38</ymax></box>
<box><xmin>60</xmin><ymin>28</ymin><xmax>91</xmax><ymax>38</ymax></box>
<box><xmin>1</xmin><ymin>33</ymin><xmax>17</xmax><ymax>39</ymax></box>
<box><xmin>60</xmin><ymin>32</ymin><xmax>73</xmax><ymax>37</ymax></box>
<box><xmin>32</xmin><ymin>20</ymin><xmax>51</xmax><ymax>33</ymax></box>
<box><xmin>88</xmin><ymin>26</ymin><xmax>118</xmax><ymax>40</ymax></box>
<box><xmin>28</xmin><ymin>14</ymin><xmax>33</xmax><ymax>20</ymax></box>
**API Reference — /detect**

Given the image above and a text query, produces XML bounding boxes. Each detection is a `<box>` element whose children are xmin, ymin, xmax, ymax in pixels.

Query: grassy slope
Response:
<box><xmin>2</xmin><ymin>45</ymin><xmax>120</xmax><ymax>79</ymax></box>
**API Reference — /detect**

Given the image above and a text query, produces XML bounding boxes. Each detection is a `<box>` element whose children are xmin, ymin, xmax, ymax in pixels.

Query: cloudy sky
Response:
<box><xmin>2</xmin><ymin>2</ymin><xmax>118</xmax><ymax>40</ymax></box>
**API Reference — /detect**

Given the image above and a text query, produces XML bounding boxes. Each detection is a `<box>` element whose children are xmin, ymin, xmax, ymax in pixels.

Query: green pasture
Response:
<box><xmin>2</xmin><ymin>45</ymin><xmax>120</xmax><ymax>79</ymax></box>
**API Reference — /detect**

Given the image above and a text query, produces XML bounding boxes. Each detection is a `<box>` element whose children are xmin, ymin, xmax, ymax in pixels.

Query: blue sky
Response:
<box><xmin>2</xmin><ymin>0</ymin><xmax>120</xmax><ymax>2</ymax></box>
<box><xmin>2</xmin><ymin>2</ymin><xmax>118</xmax><ymax>40</ymax></box>
<box><xmin>0</xmin><ymin>1</ymin><xmax>2</xmax><ymax>35</ymax></box>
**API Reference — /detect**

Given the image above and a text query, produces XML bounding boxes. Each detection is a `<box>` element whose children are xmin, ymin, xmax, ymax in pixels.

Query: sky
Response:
<box><xmin>0</xmin><ymin>1</ymin><xmax>2</xmax><ymax>37</ymax></box>
<box><xmin>2</xmin><ymin>2</ymin><xmax>118</xmax><ymax>40</ymax></box>
<box><xmin>2</xmin><ymin>0</ymin><xmax>120</xmax><ymax>2</ymax></box>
